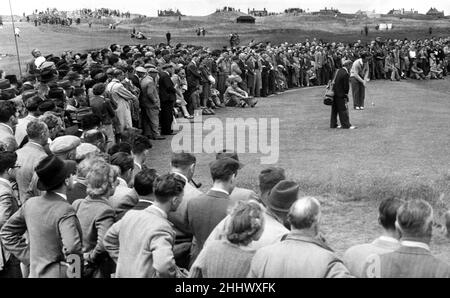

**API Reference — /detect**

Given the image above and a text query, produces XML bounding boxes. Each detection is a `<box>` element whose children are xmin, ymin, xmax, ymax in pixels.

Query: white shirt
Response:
<box><xmin>54</xmin><ymin>192</ymin><xmax>67</xmax><ymax>201</ymax></box>
<box><xmin>0</xmin><ymin>123</ymin><xmax>14</xmax><ymax>135</ymax></box>
<box><xmin>210</xmin><ymin>187</ymin><xmax>229</xmax><ymax>195</ymax></box>
<box><xmin>401</xmin><ymin>240</ymin><xmax>430</xmax><ymax>251</ymax></box>
<box><xmin>172</xmin><ymin>172</ymin><xmax>188</xmax><ymax>183</ymax></box>
<box><xmin>117</xmin><ymin>177</ymin><xmax>128</xmax><ymax>188</ymax></box>
<box><xmin>378</xmin><ymin>236</ymin><xmax>399</xmax><ymax>244</ymax></box>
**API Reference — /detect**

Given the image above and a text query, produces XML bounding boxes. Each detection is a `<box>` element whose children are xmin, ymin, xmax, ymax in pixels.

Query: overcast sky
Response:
<box><xmin>1</xmin><ymin>0</ymin><xmax>448</xmax><ymax>16</ymax></box>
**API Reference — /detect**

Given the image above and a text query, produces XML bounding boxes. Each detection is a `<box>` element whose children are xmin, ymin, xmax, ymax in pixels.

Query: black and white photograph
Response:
<box><xmin>0</xmin><ymin>0</ymin><xmax>450</xmax><ymax>284</ymax></box>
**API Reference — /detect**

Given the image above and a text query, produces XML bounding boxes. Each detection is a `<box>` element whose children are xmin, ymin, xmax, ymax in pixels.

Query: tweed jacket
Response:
<box><xmin>15</xmin><ymin>114</ymin><xmax>38</xmax><ymax>146</ymax></box>
<box><xmin>0</xmin><ymin>123</ymin><xmax>18</xmax><ymax>152</ymax></box>
<box><xmin>72</xmin><ymin>197</ymin><xmax>116</xmax><ymax>264</ymax></box>
<box><xmin>108</xmin><ymin>178</ymin><xmax>139</xmax><ymax>220</ymax></box>
<box><xmin>167</xmin><ymin>173</ymin><xmax>202</xmax><ymax>240</ymax></box>
<box><xmin>186</xmin><ymin>189</ymin><xmax>232</xmax><ymax>252</ymax></box>
<box><xmin>343</xmin><ymin>236</ymin><xmax>400</xmax><ymax>278</ymax></box>
<box><xmin>0</xmin><ymin>178</ymin><xmax>20</xmax><ymax>271</ymax></box>
<box><xmin>248</xmin><ymin>232</ymin><xmax>353</xmax><ymax>278</ymax></box>
<box><xmin>103</xmin><ymin>205</ymin><xmax>177</xmax><ymax>278</ymax></box>
<box><xmin>139</xmin><ymin>75</ymin><xmax>160</xmax><ymax>109</ymax></box>
<box><xmin>362</xmin><ymin>243</ymin><xmax>450</xmax><ymax>278</ymax></box>
<box><xmin>15</xmin><ymin>142</ymin><xmax>48</xmax><ymax>203</ymax></box>
<box><xmin>0</xmin><ymin>192</ymin><xmax>83</xmax><ymax>278</ymax></box>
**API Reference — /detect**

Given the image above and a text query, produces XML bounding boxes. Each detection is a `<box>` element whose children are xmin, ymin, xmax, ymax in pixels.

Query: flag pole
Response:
<box><xmin>9</xmin><ymin>0</ymin><xmax>22</xmax><ymax>78</ymax></box>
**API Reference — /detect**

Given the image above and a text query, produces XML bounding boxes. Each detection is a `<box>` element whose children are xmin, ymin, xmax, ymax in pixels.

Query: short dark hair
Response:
<box><xmin>209</xmin><ymin>158</ymin><xmax>240</xmax><ymax>182</ymax></box>
<box><xmin>0</xmin><ymin>101</ymin><xmax>16</xmax><ymax>123</ymax></box>
<box><xmin>92</xmin><ymin>83</ymin><xmax>106</xmax><ymax>95</ymax></box>
<box><xmin>0</xmin><ymin>151</ymin><xmax>17</xmax><ymax>173</ymax></box>
<box><xmin>259</xmin><ymin>167</ymin><xmax>286</xmax><ymax>194</ymax></box>
<box><xmin>378</xmin><ymin>198</ymin><xmax>403</xmax><ymax>230</ymax></box>
<box><xmin>153</xmin><ymin>173</ymin><xmax>185</xmax><ymax>203</ymax></box>
<box><xmin>110</xmin><ymin>152</ymin><xmax>134</xmax><ymax>174</ymax></box>
<box><xmin>80</xmin><ymin>114</ymin><xmax>101</xmax><ymax>130</ymax></box>
<box><xmin>83</xmin><ymin>129</ymin><xmax>105</xmax><ymax>145</ymax></box>
<box><xmin>171</xmin><ymin>152</ymin><xmax>196</xmax><ymax>169</ymax></box>
<box><xmin>134</xmin><ymin>168</ymin><xmax>158</xmax><ymax>196</ymax></box>
<box><xmin>132</xmin><ymin>135</ymin><xmax>152</xmax><ymax>155</ymax></box>
<box><xmin>108</xmin><ymin>142</ymin><xmax>132</xmax><ymax>155</ymax></box>
<box><xmin>396</xmin><ymin>199</ymin><xmax>433</xmax><ymax>237</ymax></box>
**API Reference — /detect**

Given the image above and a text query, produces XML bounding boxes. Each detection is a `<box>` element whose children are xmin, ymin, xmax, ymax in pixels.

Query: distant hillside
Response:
<box><xmin>207</xmin><ymin>11</ymin><xmax>248</xmax><ymax>19</ymax></box>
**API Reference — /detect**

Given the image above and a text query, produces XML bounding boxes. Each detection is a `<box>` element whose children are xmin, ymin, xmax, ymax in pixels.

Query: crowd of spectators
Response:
<box><xmin>0</xmin><ymin>35</ymin><xmax>449</xmax><ymax>278</ymax></box>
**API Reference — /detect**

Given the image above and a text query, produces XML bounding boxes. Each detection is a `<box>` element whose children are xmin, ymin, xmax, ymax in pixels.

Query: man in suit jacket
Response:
<box><xmin>109</xmin><ymin>152</ymin><xmax>138</xmax><ymax>219</ymax></box>
<box><xmin>15</xmin><ymin>120</ymin><xmax>49</xmax><ymax>203</ymax></box>
<box><xmin>0</xmin><ymin>101</ymin><xmax>18</xmax><ymax>152</ymax></box>
<box><xmin>158</xmin><ymin>64</ymin><xmax>177</xmax><ymax>135</ymax></box>
<box><xmin>0</xmin><ymin>152</ymin><xmax>21</xmax><ymax>277</ymax></box>
<box><xmin>136</xmin><ymin>67</ymin><xmax>164</xmax><ymax>140</ymax></box>
<box><xmin>331</xmin><ymin>59</ymin><xmax>355</xmax><ymax>129</ymax></box>
<box><xmin>248</xmin><ymin>196</ymin><xmax>352</xmax><ymax>278</ymax></box>
<box><xmin>103</xmin><ymin>173</ymin><xmax>186</xmax><ymax>278</ymax></box>
<box><xmin>343</xmin><ymin>198</ymin><xmax>403</xmax><ymax>277</ymax></box>
<box><xmin>362</xmin><ymin>199</ymin><xmax>450</xmax><ymax>278</ymax></box>
<box><xmin>187</xmin><ymin>158</ymin><xmax>241</xmax><ymax>261</ymax></box>
<box><xmin>0</xmin><ymin>155</ymin><xmax>83</xmax><ymax>278</ymax></box>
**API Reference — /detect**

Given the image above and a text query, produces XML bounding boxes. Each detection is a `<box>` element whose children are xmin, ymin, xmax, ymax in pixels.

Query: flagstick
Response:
<box><xmin>9</xmin><ymin>0</ymin><xmax>22</xmax><ymax>78</ymax></box>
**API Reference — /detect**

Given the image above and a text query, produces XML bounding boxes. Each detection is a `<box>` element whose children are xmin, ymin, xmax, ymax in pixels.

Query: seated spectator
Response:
<box><xmin>362</xmin><ymin>199</ymin><xmax>450</xmax><ymax>278</ymax></box>
<box><xmin>0</xmin><ymin>101</ymin><xmax>19</xmax><ymax>152</ymax></box>
<box><xmin>130</xmin><ymin>135</ymin><xmax>152</xmax><ymax>187</ymax></box>
<box><xmin>410</xmin><ymin>60</ymin><xmax>426</xmax><ymax>80</ymax></box>
<box><xmin>343</xmin><ymin>198</ymin><xmax>403</xmax><ymax>277</ymax></box>
<box><xmin>72</xmin><ymin>160</ymin><xmax>117</xmax><ymax>278</ymax></box>
<box><xmin>223</xmin><ymin>79</ymin><xmax>256</xmax><ymax>108</ymax></box>
<box><xmin>132</xmin><ymin>167</ymin><xmax>158</xmax><ymax>210</ymax></box>
<box><xmin>190</xmin><ymin>200</ymin><xmax>265</xmax><ymax>278</ymax></box>
<box><xmin>248</xmin><ymin>196</ymin><xmax>352</xmax><ymax>278</ymax></box>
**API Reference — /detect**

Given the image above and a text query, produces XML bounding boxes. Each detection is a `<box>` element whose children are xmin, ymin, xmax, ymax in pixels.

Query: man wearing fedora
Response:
<box><xmin>1</xmin><ymin>155</ymin><xmax>83</xmax><ymax>278</ymax></box>
<box><xmin>0</xmin><ymin>101</ymin><xmax>19</xmax><ymax>152</ymax></box>
<box><xmin>248</xmin><ymin>196</ymin><xmax>352</xmax><ymax>278</ymax></box>
<box><xmin>330</xmin><ymin>59</ymin><xmax>356</xmax><ymax>129</ymax></box>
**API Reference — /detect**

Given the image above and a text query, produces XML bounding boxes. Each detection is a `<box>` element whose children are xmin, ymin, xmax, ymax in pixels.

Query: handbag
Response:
<box><xmin>323</xmin><ymin>70</ymin><xmax>339</xmax><ymax>106</ymax></box>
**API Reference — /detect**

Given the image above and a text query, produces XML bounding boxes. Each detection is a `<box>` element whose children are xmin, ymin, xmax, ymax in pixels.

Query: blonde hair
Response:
<box><xmin>86</xmin><ymin>161</ymin><xmax>116</xmax><ymax>197</ymax></box>
<box><xmin>226</xmin><ymin>200</ymin><xmax>264</xmax><ymax>245</ymax></box>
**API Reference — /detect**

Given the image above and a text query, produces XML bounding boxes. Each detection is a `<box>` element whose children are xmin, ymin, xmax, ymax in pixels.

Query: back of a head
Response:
<box><xmin>80</xmin><ymin>114</ymin><xmax>101</xmax><ymax>131</ymax></box>
<box><xmin>110</xmin><ymin>152</ymin><xmax>134</xmax><ymax>175</ymax></box>
<box><xmin>153</xmin><ymin>173</ymin><xmax>186</xmax><ymax>204</ymax></box>
<box><xmin>396</xmin><ymin>199</ymin><xmax>433</xmax><ymax>238</ymax></box>
<box><xmin>0</xmin><ymin>101</ymin><xmax>16</xmax><ymax>123</ymax></box>
<box><xmin>288</xmin><ymin>196</ymin><xmax>321</xmax><ymax>230</ymax></box>
<box><xmin>171</xmin><ymin>152</ymin><xmax>196</xmax><ymax>170</ymax></box>
<box><xmin>259</xmin><ymin>167</ymin><xmax>286</xmax><ymax>194</ymax></box>
<box><xmin>83</xmin><ymin>129</ymin><xmax>105</xmax><ymax>145</ymax></box>
<box><xmin>134</xmin><ymin>168</ymin><xmax>158</xmax><ymax>196</ymax></box>
<box><xmin>0</xmin><ymin>151</ymin><xmax>17</xmax><ymax>174</ymax></box>
<box><xmin>77</xmin><ymin>153</ymin><xmax>107</xmax><ymax>178</ymax></box>
<box><xmin>108</xmin><ymin>142</ymin><xmax>132</xmax><ymax>155</ymax></box>
<box><xmin>209</xmin><ymin>157</ymin><xmax>240</xmax><ymax>182</ymax></box>
<box><xmin>26</xmin><ymin>120</ymin><xmax>49</xmax><ymax>141</ymax></box>
<box><xmin>378</xmin><ymin>198</ymin><xmax>404</xmax><ymax>231</ymax></box>
<box><xmin>86</xmin><ymin>161</ymin><xmax>115</xmax><ymax>197</ymax></box>
<box><xmin>227</xmin><ymin>200</ymin><xmax>265</xmax><ymax>245</ymax></box>
<box><xmin>132</xmin><ymin>135</ymin><xmax>152</xmax><ymax>155</ymax></box>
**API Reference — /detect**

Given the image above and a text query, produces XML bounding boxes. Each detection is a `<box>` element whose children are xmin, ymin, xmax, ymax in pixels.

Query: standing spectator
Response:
<box><xmin>166</xmin><ymin>31</ymin><xmax>171</xmax><ymax>46</ymax></box>
<box><xmin>248</xmin><ymin>196</ymin><xmax>352</xmax><ymax>278</ymax></box>
<box><xmin>158</xmin><ymin>64</ymin><xmax>177</xmax><ymax>136</ymax></box>
<box><xmin>103</xmin><ymin>173</ymin><xmax>186</xmax><ymax>278</ymax></box>
<box><xmin>187</xmin><ymin>157</ymin><xmax>241</xmax><ymax>263</ymax></box>
<box><xmin>89</xmin><ymin>83</ymin><xmax>116</xmax><ymax>148</ymax></box>
<box><xmin>72</xmin><ymin>161</ymin><xmax>117</xmax><ymax>278</ymax></box>
<box><xmin>0</xmin><ymin>155</ymin><xmax>82</xmax><ymax>278</ymax></box>
<box><xmin>15</xmin><ymin>94</ymin><xmax>42</xmax><ymax>147</ymax></box>
<box><xmin>330</xmin><ymin>59</ymin><xmax>356</xmax><ymax>129</ymax></box>
<box><xmin>130</xmin><ymin>135</ymin><xmax>152</xmax><ymax>187</ymax></box>
<box><xmin>350</xmin><ymin>52</ymin><xmax>370</xmax><ymax>110</ymax></box>
<box><xmin>15</xmin><ymin>121</ymin><xmax>49</xmax><ymax>203</ymax></box>
<box><xmin>185</xmin><ymin>55</ymin><xmax>202</xmax><ymax>115</ymax></box>
<box><xmin>0</xmin><ymin>151</ymin><xmax>22</xmax><ymax>278</ymax></box>
<box><xmin>363</xmin><ymin>199</ymin><xmax>450</xmax><ymax>278</ymax></box>
<box><xmin>0</xmin><ymin>101</ymin><xmax>19</xmax><ymax>152</ymax></box>
<box><xmin>343</xmin><ymin>198</ymin><xmax>403</xmax><ymax>277</ymax></box>
<box><xmin>190</xmin><ymin>200</ymin><xmax>265</xmax><ymax>278</ymax></box>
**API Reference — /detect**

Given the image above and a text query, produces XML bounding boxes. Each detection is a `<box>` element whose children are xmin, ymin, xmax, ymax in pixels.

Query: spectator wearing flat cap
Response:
<box><xmin>49</xmin><ymin>135</ymin><xmax>81</xmax><ymax>160</ymax></box>
<box><xmin>0</xmin><ymin>155</ymin><xmax>83</xmax><ymax>278</ymax></box>
<box><xmin>186</xmin><ymin>157</ymin><xmax>241</xmax><ymax>264</ymax></box>
<box><xmin>0</xmin><ymin>151</ymin><xmax>22</xmax><ymax>278</ymax></box>
<box><xmin>158</xmin><ymin>63</ymin><xmax>178</xmax><ymax>135</ymax></box>
<box><xmin>204</xmin><ymin>168</ymin><xmax>290</xmax><ymax>251</ymax></box>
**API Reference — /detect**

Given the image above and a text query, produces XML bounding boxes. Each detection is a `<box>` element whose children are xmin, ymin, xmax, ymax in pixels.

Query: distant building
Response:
<box><xmin>426</xmin><ymin>7</ymin><xmax>444</xmax><ymax>17</ymax></box>
<box><xmin>387</xmin><ymin>8</ymin><xmax>418</xmax><ymax>15</ymax></box>
<box><xmin>355</xmin><ymin>9</ymin><xmax>381</xmax><ymax>18</ymax></box>
<box><xmin>312</xmin><ymin>7</ymin><xmax>340</xmax><ymax>16</ymax></box>
<box><xmin>158</xmin><ymin>9</ymin><xmax>183</xmax><ymax>17</ymax></box>
<box><xmin>248</xmin><ymin>8</ymin><xmax>268</xmax><ymax>17</ymax></box>
<box><xmin>236</xmin><ymin>15</ymin><xmax>255</xmax><ymax>23</ymax></box>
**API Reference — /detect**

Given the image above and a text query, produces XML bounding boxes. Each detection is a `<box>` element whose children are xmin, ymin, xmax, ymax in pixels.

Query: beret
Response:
<box><xmin>50</xmin><ymin>135</ymin><xmax>81</xmax><ymax>155</ymax></box>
